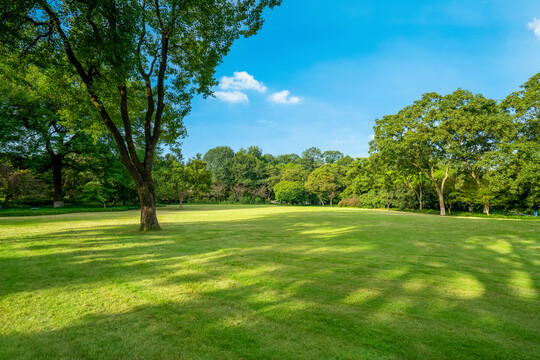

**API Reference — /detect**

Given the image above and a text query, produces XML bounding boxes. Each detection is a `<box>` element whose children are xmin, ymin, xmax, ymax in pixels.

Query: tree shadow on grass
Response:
<box><xmin>0</xmin><ymin>208</ymin><xmax>539</xmax><ymax>359</ymax></box>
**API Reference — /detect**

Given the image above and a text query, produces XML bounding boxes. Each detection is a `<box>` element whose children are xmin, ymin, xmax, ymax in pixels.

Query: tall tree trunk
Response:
<box><xmin>318</xmin><ymin>194</ymin><xmax>324</xmax><ymax>206</ymax></box>
<box><xmin>418</xmin><ymin>185</ymin><xmax>423</xmax><ymax>210</ymax></box>
<box><xmin>179</xmin><ymin>191</ymin><xmax>184</xmax><ymax>210</ymax></box>
<box><xmin>136</xmin><ymin>177</ymin><xmax>160</xmax><ymax>231</ymax></box>
<box><xmin>483</xmin><ymin>203</ymin><xmax>490</xmax><ymax>215</ymax></box>
<box><xmin>51</xmin><ymin>155</ymin><xmax>65</xmax><ymax>208</ymax></box>
<box><xmin>435</xmin><ymin>187</ymin><xmax>446</xmax><ymax>216</ymax></box>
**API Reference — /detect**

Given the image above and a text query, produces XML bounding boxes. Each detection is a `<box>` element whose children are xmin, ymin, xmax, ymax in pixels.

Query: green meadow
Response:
<box><xmin>0</xmin><ymin>205</ymin><xmax>538</xmax><ymax>359</ymax></box>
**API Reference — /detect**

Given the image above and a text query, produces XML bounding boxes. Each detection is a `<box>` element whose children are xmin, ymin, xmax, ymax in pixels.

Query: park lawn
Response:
<box><xmin>0</xmin><ymin>205</ymin><xmax>538</xmax><ymax>360</ymax></box>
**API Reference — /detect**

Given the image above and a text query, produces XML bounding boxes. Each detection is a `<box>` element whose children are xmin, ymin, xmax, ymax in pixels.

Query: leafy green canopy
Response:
<box><xmin>0</xmin><ymin>0</ymin><xmax>281</xmax><ymax>173</ymax></box>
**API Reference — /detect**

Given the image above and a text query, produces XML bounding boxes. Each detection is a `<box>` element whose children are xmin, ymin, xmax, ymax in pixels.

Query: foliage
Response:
<box><xmin>0</xmin><ymin>161</ymin><xmax>46</xmax><ymax>208</ymax></box>
<box><xmin>273</xmin><ymin>181</ymin><xmax>307</xmax><ymax>204</ymax></box>
<box><xmin>337</xmin><ymin>197</ymin><xmax>362</xmax><ymax>208</ymax></box>
<box><xmin>305</xmin><ymin>166</ymin><xmax>337</xmax><ymax>205</ymax></box>
<box><xmin>0</xmin><ymin>0</ymin><xmax>281</xmax><ymax>230</ymax></box>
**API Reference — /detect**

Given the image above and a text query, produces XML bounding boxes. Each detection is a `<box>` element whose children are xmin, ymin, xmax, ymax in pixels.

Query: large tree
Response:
<box><xmin>1</xmin><ymin>0</ymin><xmax>280</xmax><ymax>230</ymax></box>
<box><xmin>372</xmin><ymin>91</ymin><xmax>481</xmax><ymax>216</ymax></box>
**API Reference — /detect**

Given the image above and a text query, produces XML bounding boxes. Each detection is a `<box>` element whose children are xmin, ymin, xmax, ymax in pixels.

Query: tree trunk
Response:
<box><xmin>468</xmin><ymin>204</ymin><xmax>474</xmax><ymax>212</ymax></box>
<box><xmin>483</xmin><ymin>203</ymin><xmax>490</xmax><ymax>215</ymax></box>
<box><xmin>137</xmin><ymin>179</ymin><xmax>160</xmax><ymax>231</ymax></box>
<box><xmin>0</xmin><ymin>194</ymin><xmax>12</xmax><ymax>209</ymax></box>
<box><xmin>179</xmin><ymin>191</ymin><xmax>184</xmax><ymax>210</ymax></box>
<box><xmin>51</xmin><ymin>155</ymin><xmax>65</xmax><ymax>208</ymax></box>
<box><xmin>435</xmin><ymin>187</ymin><xmax>446</xmax><ymax>216</ymax></box>
<box><xmin>418</xmin><ymin>186</ymin><xmax>423</xmax><ymax>210</ymax></box>
<box><xmin>318</xmin><ymin>194</ymin><xmax>324</xmax><ymax>206</ymax></box>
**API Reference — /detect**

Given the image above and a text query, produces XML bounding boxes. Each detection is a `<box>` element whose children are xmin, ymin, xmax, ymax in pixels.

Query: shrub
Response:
<box><xmin>240</xmin><ymin>196</ymin><xmax>252</xmax><ymax>204</ymax></box>
<box><xmin>338</xmin><ymin>197</ymin><xmax>362</xmax><ymax>208</ymax></box>
<box><xmin>273</xmin><ymin>181</ymin><xmax>307</xmax><ymax>205</ymax></box>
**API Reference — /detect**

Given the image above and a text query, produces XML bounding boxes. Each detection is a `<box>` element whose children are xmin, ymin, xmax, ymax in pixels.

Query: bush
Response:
<box><xmin>253</xmin><ymin>197</ymin><xmax>265</xmax><ymax>204</ymax></box>
<box><xmin>338</xmin><ymin>197</ymin><xmax>362</xmax><ymax>208</ymax></box>
<box><xmin>273</xmin><ymin>181</ymin><xmax>307</xmax><ymax>205</ymax></box>
<box><xmin>240</xmin><ymin>196</ymin><xmax>252</xmax><ymax>204</ymax></box>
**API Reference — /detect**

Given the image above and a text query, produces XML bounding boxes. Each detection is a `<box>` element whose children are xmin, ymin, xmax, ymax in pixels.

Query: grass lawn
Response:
<box><xmin>0</xmin><ymin>205</ymin><xmax>538</xmax><ymax>359</ymax></box>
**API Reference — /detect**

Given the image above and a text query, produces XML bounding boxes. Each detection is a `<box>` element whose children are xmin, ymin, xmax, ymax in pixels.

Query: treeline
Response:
<box><xmin>154</xmin><ymin>73</ymin><xmax>539</xmax><ymax>216</ymax></box>
<box><xmin>1</xmin><ymin>71</ymin><xmax>539</xmax><ymax>215</ymax></box>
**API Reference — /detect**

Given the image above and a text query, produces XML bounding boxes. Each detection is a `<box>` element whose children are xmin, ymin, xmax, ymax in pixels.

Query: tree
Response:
<box><xmin>203</xmin><ymin>146</ymin><xmax>235</xmax><ymax>184</ymax></box>
<box><xmin>0</xmin><ymin>59</ymin><xmax>96</xmax><ymax>208</ymax></box>
<box><xmin>154</xmin><ymin>155</ymin><xmax>211</xmax><ymax>209</ymax></box>
<box><xmin>232</xmin><ymin>184</ymin><xmax>249</xmax><ymax>202</ymax></box>
<box><xmin>372</xmin><ymin>92</ymin><xmax>459</xmax><ymax>216</ymax></box>
<box><xmin>211</xmin><ymin>183</ymin><xmax>227</xmax><ymax>203</ymax></box>
<box><xmin>305</xmin><ymin>167</ymin><xmax>337</xmax><ymax>206</ymax></box>
<box><xmin>301</xmin><ymin>147</ymin><xmax>323</xmax><ymax>171</ymax></box>
<box><xmin>401</xmin><ymin>171</ymin><xmax>428</xmax><ymax>210</ymax></box>
<box><xmin>2</xmin><ymin>0</ymin><xmax>281</xmax><ymax>230</ymax></box>
<box><xmin>502</xmin><ymin>72</ymin><xmax>540</xmax><ymax>208</ymax></box>
<box><xmin>79</xmin><ymin>179</ymin><xmax>115</xmax><ymax>208</ymax></box>
<box><xmin>445</xmin><ymin>90</ymin><xmax>512</xmax><ymax>214</ymax></box>
<box><xmin>280</xmin><ymin>164</ymin><xmax>309</xmax><ymax>183</ymax></box>
<box><xmin>0</xmin><ymin>162</ymin><xmax>45</xmax><ymax>209</ymax></box>
<box><xmin>273</xmin><ymin>181</ymin><xmax>307</xmax><ymax>204</ymax></box>
<box><xmin>276</xmin><ymin>153</ymin><xmax>301</xmax><ymax>165</ymax></box>
<box><xmin>322</xmin><ymin>150</ymin><xmax>343</xmax><ymax>164</ymax></box>
<box><xmin>251</xmin><ymin>185</ymin><xmax>269</xmax><ymax>201</ymax></box>
<box><xmin>184</xmin><ymin>157</ymin><xmax>212</xmax><ymax>200</ymax></box>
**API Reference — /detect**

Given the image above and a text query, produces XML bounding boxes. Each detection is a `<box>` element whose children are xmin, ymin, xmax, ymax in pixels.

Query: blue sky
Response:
<box><xmin>181</xmin><ymin>0</ymin><xmax>540</xmax><ymax>159</ymax></box>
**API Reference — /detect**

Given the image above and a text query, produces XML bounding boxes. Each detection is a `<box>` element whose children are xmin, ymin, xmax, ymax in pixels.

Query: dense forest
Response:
<box><xmin>1</xmin><ymin>70</ymin><xmax>539</xmax><ymax>216</ymax></box>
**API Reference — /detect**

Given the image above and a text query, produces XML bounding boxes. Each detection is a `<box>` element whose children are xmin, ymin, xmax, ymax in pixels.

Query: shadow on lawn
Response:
<box><xmin>0</xmin><ymin>207</ymin><xmax>539</xmax><ymax>359</ymax></box>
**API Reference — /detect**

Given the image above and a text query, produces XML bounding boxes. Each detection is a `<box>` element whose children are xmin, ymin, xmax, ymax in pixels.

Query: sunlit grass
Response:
<box><xmin>0</xmin><ymin>205</ymin><xmax>538</xmax><ymax>359</ymax></box>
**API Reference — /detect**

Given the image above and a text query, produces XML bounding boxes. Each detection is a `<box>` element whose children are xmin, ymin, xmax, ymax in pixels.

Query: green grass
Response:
<box><xmin>0</xmin><ymin>205</ymin><xmax>538</xmax><ymax>359</ymax></box>
<box><xmin>0</xmin><ymin>205</ymin><xmax>139</xmax><ymax>217</ymax></box>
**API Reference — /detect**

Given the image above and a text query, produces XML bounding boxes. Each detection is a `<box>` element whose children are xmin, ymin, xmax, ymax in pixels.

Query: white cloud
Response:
<box><xmin>213</xmin><ymin>91</ymin><xmax>249</xmax><ymax>104</ymax></box>
<box><xmin>220</xmin><ymin>71</ymin><xmax>267</xmax><ymax>93</ymax></box>
<box><xmin>528</xmin><ymin>18</ymin><xmax>540</xmax><ymax>38</ymax></box>
<box><xmin>268</xmin><ymin>90</ymin><xmax>303</xmax><ymax>104</ymax></box>
<box><xmin>368</xmin><ymin>134</ymin><xmax>375</xmax><ymax>140</ymax></box>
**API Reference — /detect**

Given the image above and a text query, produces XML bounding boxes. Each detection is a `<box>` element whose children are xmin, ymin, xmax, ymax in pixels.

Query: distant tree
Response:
<box><xmin>79</xmin><ymin>179</ymin><xmax>115</xmax><ymax>208</ymax></box>
<box><xmin>232</xmin><ymin>184</ymin><xmax>249</xmax><ymax>202</ymax></box>
<box><xmin>301</xmin><ymin>147</ymin><xmax>323</xmax><ymax>171</ymax></box>
<box><xmin>0</xmin><ymin>162</ymin><xmax>45</xmax><ymax>209</ymax></box>
<box><xmin>446</xmin><ymin>90</ymin><xmax>512</xmax><ymax>214</ymax></box>
<box><xmin>273</xmin><ymin>181</ymin><xmax>307</xmax><ymax>204</ymax></box>
<box><xmin>336</xmin><ymin>155</ymin><xmax>354</xmax><ymax>167</ymax></box>
<box><xmin>502</xmin><ymin>72</ymin><xmax>540</xmax><ymax>207</ymax></box>
<box><xmin>252</xmin><ymin>185</ymin><xmax>269</xmax><ymax>201</ymax></box>
<box><xmin>305</xmin><ymin>167</ymin><xmax>337</xmax><ymax>206</ymax></box>
<box><xmin>401</xmin><ymin>171</ymin><xmax>429</xmax><ymax>210</ymax></box>
<box><xmin>322</xmin><ymin>150</ymin><xmax>343</xmax><ymax>164</ymax></box>
<box><xmin>243</xmin><ymin>145</ymin><xmax>263</xmax><ymax>159</ymax></box>
<box><xmin>372</xmin><ymin>92</ymin><xmax>457</xmax><ymax>215</ymax></box>
<box><xmin>276</xmin><ymin>153</ymin><xmax>301</xmax><ymax>165</ymax></box>
<box><xmin>185</xmin><ymin>157</ymin><xmax>212</xmax><ymax>200</ymax></box>
<box><xmin>203</xmin><ymin>146</ymin><xmax>235</xmax><ymax>184</ymax></box>
<box><xmin>280</xmin><ymin>164</ymin><xmax>309</xmax><ymax>183</ymax></box>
